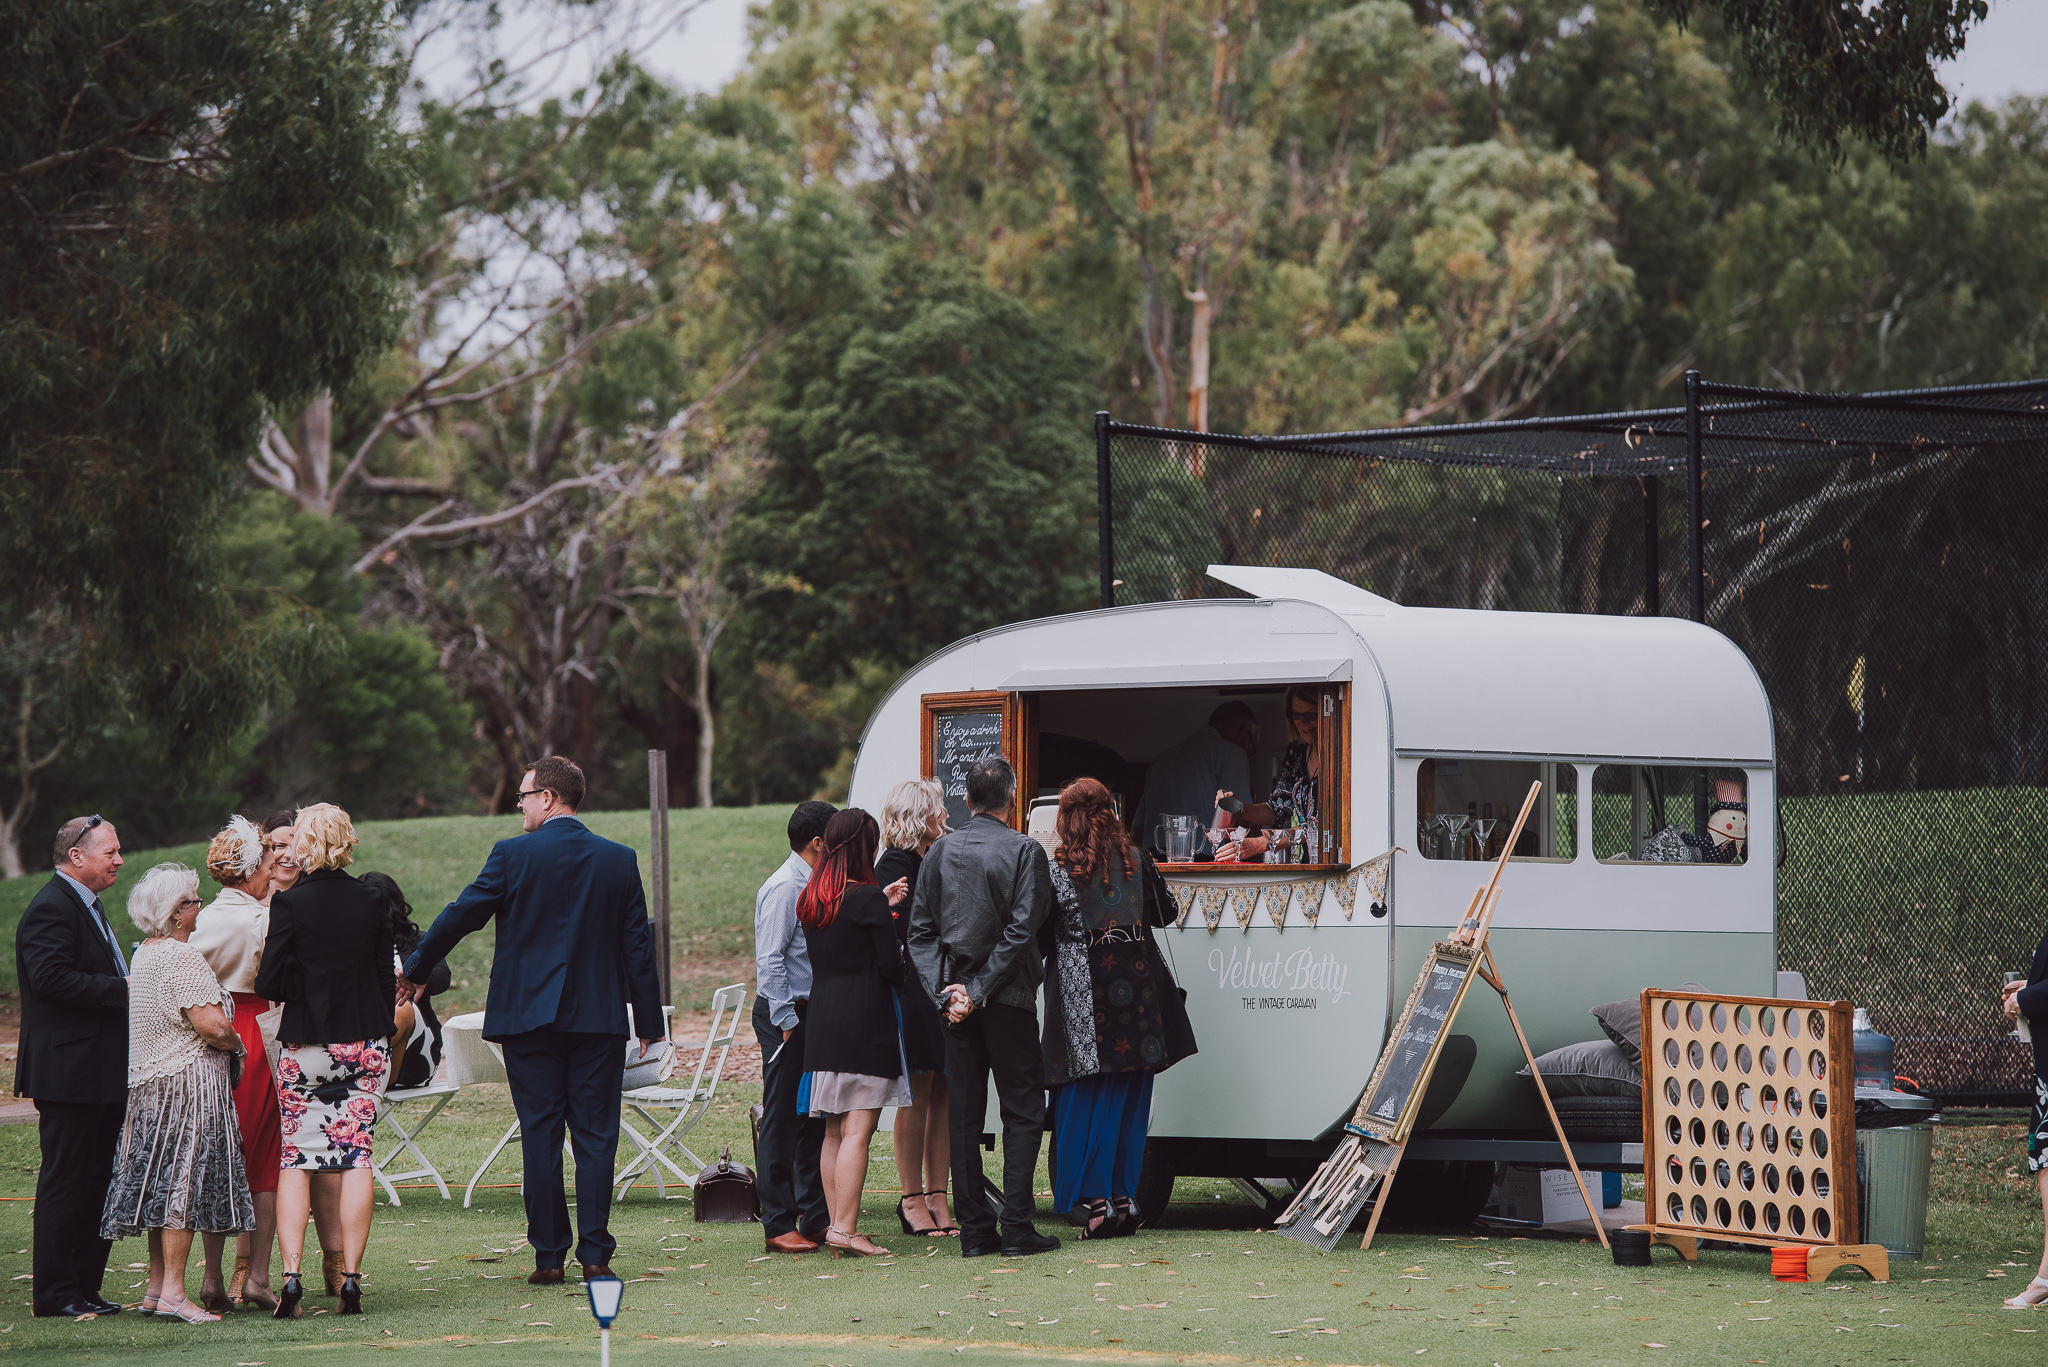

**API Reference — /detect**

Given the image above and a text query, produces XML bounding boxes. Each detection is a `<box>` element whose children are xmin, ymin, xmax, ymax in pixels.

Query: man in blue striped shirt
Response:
<box><xmin>752</xmin><ymin>801</ymin><xmax>835</xmax><ymax>1253</ymax></box>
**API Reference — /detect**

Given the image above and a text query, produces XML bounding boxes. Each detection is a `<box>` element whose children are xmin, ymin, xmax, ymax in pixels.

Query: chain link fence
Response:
<box><xmin>1097</xmin><ymin>376</ymin><xmax>2048</xmax><ymax>1104</ymax></box>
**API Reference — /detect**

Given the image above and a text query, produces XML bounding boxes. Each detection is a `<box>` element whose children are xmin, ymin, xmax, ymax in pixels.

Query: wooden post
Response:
<box><xmin>648</xmin><ymin>749</ymin><xmax>672</xmax><ymax>1006</ymax></box>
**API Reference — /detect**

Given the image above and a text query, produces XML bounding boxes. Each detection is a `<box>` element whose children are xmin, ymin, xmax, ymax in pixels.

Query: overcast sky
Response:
<box><xmin>634</xmin><ymin>0</ymin><xmax>2048</xmax><ymax>108</ymax></box>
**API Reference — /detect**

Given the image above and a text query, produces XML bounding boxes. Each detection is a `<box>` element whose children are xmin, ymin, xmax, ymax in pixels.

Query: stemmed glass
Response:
<box><xmin>1443</xmin><ymin>814</ymin><xmax>1473</xmax><ymax>861</ymax></box>
<box><xmin>1472</xmin><ymin>817</ymin><xmax>1499</xmax><ymax>862</ymax></box>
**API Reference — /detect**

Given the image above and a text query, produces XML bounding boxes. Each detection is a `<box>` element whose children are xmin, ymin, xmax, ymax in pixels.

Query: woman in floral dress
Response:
<box><xmin>254</xmin><ymin>804</ymin><xmax>394</xmax><ymax>1318</ymax></box>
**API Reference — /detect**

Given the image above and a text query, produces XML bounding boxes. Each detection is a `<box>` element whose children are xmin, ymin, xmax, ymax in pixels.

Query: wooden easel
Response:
<box><xmin>1278</xmin><ymin>782</ymin><xmax>1611</xmax><ymax>1252</ymax></box>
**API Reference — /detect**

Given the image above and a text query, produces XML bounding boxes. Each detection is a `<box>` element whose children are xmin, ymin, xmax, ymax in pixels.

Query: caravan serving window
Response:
<box><xmin>1416</xmin><ymin>758</ymin><xmax>1577</xmax><ymax>861</ymax></box>
<box><xmin>1590</xmin><ymin>764</ymin><xmax>1749</xmax><ymax>865</ymax></box>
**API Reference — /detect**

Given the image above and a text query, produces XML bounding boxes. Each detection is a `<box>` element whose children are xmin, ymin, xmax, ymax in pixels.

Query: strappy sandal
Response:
<box><xmin>1110</xmin><ymin>1196</ymin><xmax>1141</xmax><ymax>1237</ymax></box>
<box><xmin>927</xmin><ymin>1188</ymin><xmax>960</xmax><ymax>1237</ymax></box>
<box><xmin>897</xmin><ymin>1192</ymin><xmax>941</xmax><ymax>1235</ymax></box>
<box><xmin>824</xmin><ymin>1226</ymin><xmax>890</xmax><ymax>1258</ymax></box>
<box><xmin>157</xmin><ymin>1295</ymin><xmax>221</xmax><ymax>1324</ymax></box>
<box><xmin>2004</xmin><ymin>1276</ymin><xmax>2048</xmax><ymax>1308</ymax></box>
<box><xmin>1072</xmin><ymin>1198</ymin><xmax>1113</xmax><ymax>1239</ymax></box>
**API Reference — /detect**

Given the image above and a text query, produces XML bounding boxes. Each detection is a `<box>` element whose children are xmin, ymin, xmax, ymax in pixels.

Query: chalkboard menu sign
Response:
<box><xmin>930</xmin><ymin>706</ymin><xmax>1006</xmax><ymax>830</ymax></box>
<box><xmin>1348</xmin><ymin>941</ymin><xmax>1479</xmax><ymax>1142</ymax></box>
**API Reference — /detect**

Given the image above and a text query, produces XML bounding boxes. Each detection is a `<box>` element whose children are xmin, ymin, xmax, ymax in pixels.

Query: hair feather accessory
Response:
<box><xmin>222</xmin><ymin>813</ymin><xmax>263</xmax><ymax>878</ymax></box>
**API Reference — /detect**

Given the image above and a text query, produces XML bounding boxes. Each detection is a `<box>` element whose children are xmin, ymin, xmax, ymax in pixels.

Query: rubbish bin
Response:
<box><xmin>1855</xmin><ymin>1087</ymin><xmax>1936</xmax><ymax>1258</ymax></box>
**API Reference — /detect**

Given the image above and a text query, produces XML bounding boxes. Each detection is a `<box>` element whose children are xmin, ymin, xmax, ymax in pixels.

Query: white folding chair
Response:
<box><xmin>372</xmin><ymin>1075</ymin><xmax>460</xmax><ymax>1206</ymax></box>
<box><xmin>439</xmin><ymin>1011</ymin><xmax>529</xmax><ymax>1209</ymax></box>
<box><xmin>614</xmin><ymin>983</ymin><xmax>748</xmax><ymax>1199</ymax></box>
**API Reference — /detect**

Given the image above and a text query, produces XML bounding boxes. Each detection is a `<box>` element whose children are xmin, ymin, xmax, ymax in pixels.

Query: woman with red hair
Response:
<box><xmin>1041</xmin><ymin>778</ymin><xmax>1197</xmax><ymax>1238</ymax></box>
<box><xmin>797</xmin><ymin>808</ymin><xmax>911</xmax><ymax>1257</ymax></box>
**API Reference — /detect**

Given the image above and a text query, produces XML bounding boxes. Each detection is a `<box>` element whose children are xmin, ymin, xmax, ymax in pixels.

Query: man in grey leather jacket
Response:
<box><xmin>907</xmin><ymin>755</ymin><xmax>1060</xmax><ymax>1257</ymax></box>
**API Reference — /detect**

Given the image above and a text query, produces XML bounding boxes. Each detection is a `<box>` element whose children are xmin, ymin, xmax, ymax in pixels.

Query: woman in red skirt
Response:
<box><xmin>189</xmin><ymin>816</ymin><xmax>284</xmax><ymax>1311</ymax></box>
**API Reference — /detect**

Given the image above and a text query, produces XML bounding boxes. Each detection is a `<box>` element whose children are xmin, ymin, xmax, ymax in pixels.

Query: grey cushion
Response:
<box><xmin>1517</xmin><ymin>1038</ymin><xmax>1642</xmax><ymax>1098</ymax></box>
<box><xmin>1591</xmin><ymin>999</ymin><xmax>1643</xmax><ymax>1062</ymax></box>
<box><xmin>1590</xmin><ymin>981</ymin><xmax>1705</xmax><ymax>1064</ymax></box>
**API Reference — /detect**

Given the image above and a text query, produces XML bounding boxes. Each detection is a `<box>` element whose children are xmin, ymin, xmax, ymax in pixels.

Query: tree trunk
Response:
<box><xmin>694</xmin><ymin>636</ymin><xmax>715</xmax><ymax>809</ymax></box>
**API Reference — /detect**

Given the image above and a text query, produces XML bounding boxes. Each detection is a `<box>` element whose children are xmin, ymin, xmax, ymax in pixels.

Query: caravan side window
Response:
<box><xmin>1590</xmin><ymin>765</ymin><xmax>1748</xmax><ymax>865</ymax></box>
<box><xmin>1415</xmin><ymin>758</ymin><xmax>1578</xmax><ymax>861</ymax></box>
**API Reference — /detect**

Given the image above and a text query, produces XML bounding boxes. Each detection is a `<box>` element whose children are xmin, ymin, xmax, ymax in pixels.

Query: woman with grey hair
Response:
<box><xmin>101</xmin><ymin>863</ymin><xmax>254</xmax><ymax>1323</ymax></box>
<box><xmin>877</xmin><ymin>777</ymin><xmax>956</xmax><ymax>1236</ymax></box>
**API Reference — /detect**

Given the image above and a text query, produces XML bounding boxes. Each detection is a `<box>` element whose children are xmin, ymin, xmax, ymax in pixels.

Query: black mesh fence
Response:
<box><xmin>1098</xmin><ymin>376</ymin><xmax>2048</xmax><ymax>1105</ymax></box>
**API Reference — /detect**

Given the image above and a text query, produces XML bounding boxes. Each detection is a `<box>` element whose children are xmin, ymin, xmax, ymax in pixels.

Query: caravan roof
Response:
<box><xmin>858</xmin><ymin>566</ymin><xmax>1773</xmax><ymax>768</ymax></box>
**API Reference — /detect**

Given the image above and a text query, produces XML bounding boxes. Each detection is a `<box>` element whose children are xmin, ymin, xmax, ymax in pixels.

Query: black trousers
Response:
<box><xmin>499</xmin><ymin>1027</ymin><xmax>624</xmax><ymax>1269</ymax></box>
<box><xmin>751</xmin><ymin>996</ymin><xmax>827</xmax><ymax>1238</ymax></box>
<box><xmin>32</xmin><ymin>1099</ymin><xmax>123</xmax><ymax>1314</ymax></box>
<box><xmin>945</xmin><ymin>1002</ymin><xmax>1046</xmax><ymax>1246</ymax></box>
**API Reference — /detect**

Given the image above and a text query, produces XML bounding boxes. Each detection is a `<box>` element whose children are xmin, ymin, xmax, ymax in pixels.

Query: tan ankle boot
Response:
<box><xmin>322</xmin><ymin>1250</ymin><xmax>345</xmax><ymax>1297</ymax></box>
<box><xmin>229</xmin><ymin>1256</ymin><xmax>251</xmax><ymax>1305</ymax></box>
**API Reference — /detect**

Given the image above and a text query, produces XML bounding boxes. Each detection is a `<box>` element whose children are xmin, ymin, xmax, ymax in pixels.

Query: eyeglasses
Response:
<box><xmin>516</xmin><ymin>787</ymin><xmax>548</xmax><ymax>804</ymax></box>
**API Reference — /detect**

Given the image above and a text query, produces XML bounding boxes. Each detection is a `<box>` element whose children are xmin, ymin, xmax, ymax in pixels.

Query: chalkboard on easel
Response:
<box><xmin>930</xmin><ymin>708</ymin><xmax>1006</xmax><ymax>830</ymax></box>
<box><xmin>1347</xmin><ymin>940</ymin><xmax>1480</xmax><ymax>1143</ymax></box>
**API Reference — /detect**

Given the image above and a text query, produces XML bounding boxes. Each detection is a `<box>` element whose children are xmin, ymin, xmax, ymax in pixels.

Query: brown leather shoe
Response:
<box><xmin>579</xmin><ymin>1264</ymin><xmax>612</xmax><ymax>1280</ymax></box>
<box><xmin>528</xmin><ymin>1267</ymin><xmax>565</xmax><ymax>1285</ymax></box>
<box><xmin>764</xmin><ymin>1231</ymin><xmax>819</xmax><ymax>1254</ymax></box>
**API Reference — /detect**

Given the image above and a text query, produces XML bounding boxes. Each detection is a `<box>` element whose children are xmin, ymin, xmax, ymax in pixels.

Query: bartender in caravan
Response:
<box><xmin>1134</xmin><ymin>702</ymin><xmax>1258</xmax><ymax>860</ymax></box>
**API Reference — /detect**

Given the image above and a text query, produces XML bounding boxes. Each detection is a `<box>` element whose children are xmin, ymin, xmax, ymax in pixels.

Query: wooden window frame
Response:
<box><xmin>919</xmin><ymin>690</ymin><xmax>1037</xmax><ymax>832</ymax></box>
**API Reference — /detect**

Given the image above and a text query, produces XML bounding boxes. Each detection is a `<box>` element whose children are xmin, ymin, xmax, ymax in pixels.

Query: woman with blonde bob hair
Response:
<box><xmin>254</xmin><ymin>803</ymin><xmax>394</xmax><ymax>1318</ymax></box>
<box><xmin>100</xmin><ymin>863</ymin><xmax>253</xmax><ymax>1322</ymax></box>
<box><xmin>876</xmin><ymin>778</ymin><xmax>956</xmax><ymax>1236</ymax></box>
<box><xmin>188</xmin><ymin>817</ymin><xmax>285</xmax><ymax>1312</ymax></box>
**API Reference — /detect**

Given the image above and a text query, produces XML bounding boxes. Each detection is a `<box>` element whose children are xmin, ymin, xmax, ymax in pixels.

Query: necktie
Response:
<box><xmin>89</xmin><ymin>897</ymin><xmax>128</xmax><ymax>977</ymax></box>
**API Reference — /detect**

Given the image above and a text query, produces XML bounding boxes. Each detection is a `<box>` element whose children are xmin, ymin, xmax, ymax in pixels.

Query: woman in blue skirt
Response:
<box><xmin>1040</xmin><ymin>778</ymin><xmax>1197</xmax><ymax>1238</ymax></box>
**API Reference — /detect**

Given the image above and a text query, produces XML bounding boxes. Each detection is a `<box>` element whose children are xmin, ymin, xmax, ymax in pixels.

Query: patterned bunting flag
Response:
<box><xmin>1355</xmin><ymin>850</ymin><xmax>1393</xmax><ymax>920</ymax></box>
<box><xmin>1294</xmin><ymin>878</ymin><xmax>1327</xmax><ymax>927</ymax></box>
<box><xmin>1265</xmin><ymin>883</ymin><xmax>1288</xmax><ymax>929</ymax></box>
<box><xmin>1171</xmin><ymin>881</ymin><xmax>1197</xmax><ymax>928</ymax></box>
<box><xmin>1230</xmin><ymin>885</ymin><xmax>1258</xmax><ymax>931</ymax></box>
<box><xmin>1199</xmin><ymin>885</ymin><xmax>1226</xmax><ymax>933</ymax></box>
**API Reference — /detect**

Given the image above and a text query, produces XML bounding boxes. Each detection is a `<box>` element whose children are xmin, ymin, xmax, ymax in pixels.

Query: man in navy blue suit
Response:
<box><xmin>400</xmin><ymin>756</ymin><xmax>664</xmax><ymax>1284</ymax></box>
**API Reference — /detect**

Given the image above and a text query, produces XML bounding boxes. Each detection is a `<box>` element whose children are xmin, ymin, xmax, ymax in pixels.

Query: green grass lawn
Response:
<box><xmin>0</xmin><ymin>806</ymin><xmax>788</xmax><ymax>1016</ymax></box>
<box><xmin>0</xmin><ymin>1092</ymin><xmax>2042</xmax><ymax>1365</ymax></box>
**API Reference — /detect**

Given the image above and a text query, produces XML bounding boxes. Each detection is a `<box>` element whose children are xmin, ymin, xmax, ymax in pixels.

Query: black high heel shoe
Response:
<box><xmin>337</xmin><ymin>1272</ymin><xmax>362</xmax><ymax>1316</ymax></box>
<box><xmin>1110</xmin><ymin>1196</ymin><xmax>1140</xmax><ymax>1237</ymax></box>
<box><xmin>1072</xmin><ymin>1198</ymin><xmax>1113</xmax><ymax>1239</ymax></box>
<box><xmin>897</xmin><ymin>1192</ymin><xmax>939</xmax><ymax>1235</ymax></box>
<box><xmin>273</xmin><ymin>1272</ymin><xmax>303</xmax><ymax>1320</ymax></box>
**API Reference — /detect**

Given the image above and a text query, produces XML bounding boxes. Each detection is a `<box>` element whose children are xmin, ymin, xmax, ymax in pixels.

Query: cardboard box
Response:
<box><xmin>1489</xmin><ymin>1166</ymin><xmax>1615</xmax><ymax>1225</ymax></box>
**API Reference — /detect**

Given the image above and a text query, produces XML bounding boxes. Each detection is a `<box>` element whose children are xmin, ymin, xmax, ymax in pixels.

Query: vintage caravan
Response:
<box><xmin>848</xmin><ymin>566</ymin><xmax>1777</xmax><ymax>1215</ymax></box>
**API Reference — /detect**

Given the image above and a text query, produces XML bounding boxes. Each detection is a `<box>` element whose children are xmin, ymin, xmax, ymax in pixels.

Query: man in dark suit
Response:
<box><xmin>15</xmin><ymin>815</ymin><xmax>130</xmax><ymax>1318</ymax></box>
<box><xmin>907</xmin><ymin>756</ymin><xmax>1059</xmax><ymax>1258</ymax></box>
<box><xmin>399</xmin><ymin>757</ymin><xmax>663</xmax><ymax>1285</ymax></box>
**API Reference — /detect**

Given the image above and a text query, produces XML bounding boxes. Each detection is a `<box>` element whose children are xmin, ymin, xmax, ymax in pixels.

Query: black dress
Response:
<box><xmin>1039</xmin><ymin>848</ymin><xmax>1198</xmax><ymax>1089</ymax></box>
<box><xmin>878</xmin><ymin>846</ymin><xmax>947</xmax><ymax>1072</ymax></box>
<box><xmin>800</xmin><ymin>882</ymin><xmax>908</xmax><ymax>1079</ymax></box>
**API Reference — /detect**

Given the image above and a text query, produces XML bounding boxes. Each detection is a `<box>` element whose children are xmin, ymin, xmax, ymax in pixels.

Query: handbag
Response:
<box><xmin>693</xmin><ymin>1145</ymin><xmax>759</xmax><ymax>1223</ymax></box>
<box><xmin>621</xmin><ymin>1038</ymin><xmax>677</xmax><ymax>1091</ymax></box>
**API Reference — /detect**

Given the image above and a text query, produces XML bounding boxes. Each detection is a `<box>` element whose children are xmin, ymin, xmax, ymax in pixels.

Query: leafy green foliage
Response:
<box><xmin>733</xmin><ymin>254</ymin><xmax>1099</xmax><ymax>678</ymax></box>
<box><xmin>0</xmin><ymin>0</ymin><xmax>413</xmax><ymax>758</ymax></box>
<box><xmin>1647</xmin><ymin>0</ymin><xmax>1986</xmax><ymax>161</ymax></box>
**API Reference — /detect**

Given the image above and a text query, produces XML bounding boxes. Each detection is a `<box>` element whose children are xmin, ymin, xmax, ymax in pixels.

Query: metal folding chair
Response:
<box><xmin>614</xmin><ymin>982</ymin><xmax>748</xmax><ymax>1199</ymax></box>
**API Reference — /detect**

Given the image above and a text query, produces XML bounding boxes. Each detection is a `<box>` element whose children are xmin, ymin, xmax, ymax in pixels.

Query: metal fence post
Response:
<box><xmin>1096</xmin><ymin>411</ymin><xmax>1115</xmax><ymax>610</ymax></box>
<box><xmin>1640</xmin><ymin>475</ymin><xmax>1659</xmax><ymax>616</ymax></box>
<box><xmin>1684</xmin><ymin>370</ymin><xmax>1704</xmax><ymax>624</ymax></box>
<box><xmin>647</xmin><ymin>749</ymin><xmax>672</xmax><ymax>1006</ymax></box>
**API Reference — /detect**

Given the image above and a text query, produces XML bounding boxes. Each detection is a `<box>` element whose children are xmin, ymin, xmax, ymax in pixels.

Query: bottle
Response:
<box><xmin>1851</xmin><ymin>1007</ymin><xmax>1895</xmax><ymax>1092</ymax></box>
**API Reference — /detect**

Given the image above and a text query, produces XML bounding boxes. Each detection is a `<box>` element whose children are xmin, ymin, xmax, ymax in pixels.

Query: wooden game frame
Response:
<box><xmin>1637</xmin><ymin>990</ymin><xmax>1870</xmax><ymax>1265</ymax></box>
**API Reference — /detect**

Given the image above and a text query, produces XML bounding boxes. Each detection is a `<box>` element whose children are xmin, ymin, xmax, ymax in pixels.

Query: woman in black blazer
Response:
<box><xmin>798</xmin><ymin>808</ymin><xmax>909</xmax><ymax>1257</ymax></box>
<box><xmin>252</xmin><ymin>803</ymin><xmax>393</xmax><ymax>1318</ymax></box>
<box><xmin>876</xmin><ymin>778</ymin><xmax>955</xmax><ymax>1236</ymax></box>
